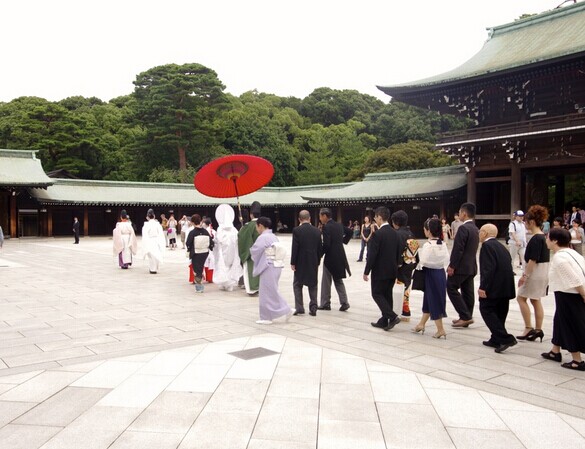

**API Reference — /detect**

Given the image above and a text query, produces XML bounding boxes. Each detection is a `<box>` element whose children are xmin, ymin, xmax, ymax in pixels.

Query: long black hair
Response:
<box><xmin>424</xmin><ymin>218</ymin><xmax>443</xmax><ymax>244</ymax></box>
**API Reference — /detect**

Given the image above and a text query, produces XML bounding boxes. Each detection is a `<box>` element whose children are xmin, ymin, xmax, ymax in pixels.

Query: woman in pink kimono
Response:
<box><xmin>250</xmin><ymin>217</ymin><xmax>294</xmax><ymax>324</ymax></box>
<box><xmin>113</xmin><ymin>210</ymin><xmax>137</xmax><ymax>269</ymax></box>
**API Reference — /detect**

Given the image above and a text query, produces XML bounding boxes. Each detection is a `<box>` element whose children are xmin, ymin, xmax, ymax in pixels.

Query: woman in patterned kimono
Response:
<box><xmin>250</xmin><ymin>217</ymin><xmax>293</xmax><ymax>324</ymax></box>
<box><xmin>113</xmin><ymin>210</ymin><xmax>137</xmax><ymax>269</ymax></box>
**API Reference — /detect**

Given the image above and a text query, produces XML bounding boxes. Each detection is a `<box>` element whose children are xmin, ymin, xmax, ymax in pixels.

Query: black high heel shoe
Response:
<box><xmin>516</xmin><ymin>328</ymin><xmax>535</xmax><ymax>340</ymax></box>
<box><xmin>526</xmin><ymin>329</ymin><xmax>544</xmax><ymax>342</ymax></box>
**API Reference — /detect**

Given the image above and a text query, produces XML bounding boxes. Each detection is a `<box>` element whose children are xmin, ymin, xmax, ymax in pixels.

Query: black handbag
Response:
<box><xmin>411</xmin><ymin>268</ymin><xmax>425</xmax><ymax>291</ymax></box>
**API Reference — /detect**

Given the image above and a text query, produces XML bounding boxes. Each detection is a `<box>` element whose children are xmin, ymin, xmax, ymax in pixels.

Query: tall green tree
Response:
<box><xmin>132</xmin><ymin>63</ymin><xmax>228</xmax><ymax>175</ymax></box>
<box><xmin>221</xmin><ymin>91</ymin><xmax>301</xmax><ymax>186</ymax></box>
<box><xmin>347</xmin><ymin>140</ymin><xmax>453</xmax><ymax>180</ymax></box>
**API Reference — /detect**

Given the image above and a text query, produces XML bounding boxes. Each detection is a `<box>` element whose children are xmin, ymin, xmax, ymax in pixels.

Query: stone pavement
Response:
<box><xmin>1</xmin><ymin>236</ymin><xmax>584</xmax><ymax>448</ymax></box>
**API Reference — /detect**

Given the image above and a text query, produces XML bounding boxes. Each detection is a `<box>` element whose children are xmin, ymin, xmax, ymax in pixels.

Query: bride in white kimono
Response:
<box><xmin>213</xmin><ymin>204</ymin><xmax>242</xmax><ymax>291</ymax></box>
<box><xmin>113</xmin><ymin>210</ymin><xmax>137</xmax><ymax>269</ymax></box>
<box><xmin>142</xmin><ymin>209</ymin><xmax>165</xmax><ymax>274</ymax></box>
<box><xmin>250</xmin><ymin>216</ymin><xmax>294</xmax><ymax>324</ymax></box>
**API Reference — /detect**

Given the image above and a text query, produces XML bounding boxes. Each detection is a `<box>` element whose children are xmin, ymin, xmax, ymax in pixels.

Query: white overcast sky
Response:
<box><xmin>0</xmin><ymin>0</ymin><xmax>564</xmax><ymax>103</ymax></box>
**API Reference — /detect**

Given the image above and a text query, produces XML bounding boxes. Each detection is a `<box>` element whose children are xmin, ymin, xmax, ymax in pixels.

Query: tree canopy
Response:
<box><xmin>0</xmin><ymin>63</ymin><xmax>470</xmax><ymax>185</ymax></box>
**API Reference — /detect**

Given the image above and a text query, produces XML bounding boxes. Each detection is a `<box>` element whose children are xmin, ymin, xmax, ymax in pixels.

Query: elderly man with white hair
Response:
<box><xmin>478</xmin><ymin>223</ymin><xmax>517</xmax><ymax>353</ymax></box>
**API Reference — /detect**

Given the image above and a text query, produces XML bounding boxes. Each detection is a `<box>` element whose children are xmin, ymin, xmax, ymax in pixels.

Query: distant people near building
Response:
<box><xmin>570</xmin><ymin>217</ymin><xmax>584</xmax><ymax>255</ymax></box>
<box><xmin>186</xmin><ymin>214</ymin><xmax>213</xmax><ymax>293</ymax></box>
<box><xmin>167</xmin><ymin>214</ymin><xmax>178</xmax><ymax>250</ymax></box>
<box><xmin>179</xmin><ymin>215</ymin><xmax>189</xmax><ymax>249</ymax></box>
<box><xmin>238</xmin><ymin>201</ymin><xmax>261</xmax><ymax>295</ymax></box>
<box><xmin>553</xmin><ymin>217</ymin><xmax>564</xmax><ymax>230</ymax></box>
<box><xmin>448</xmin><ymin>202</ymin><xmax>480</xmax><ymax>328</ymax></box>
<box><xmin>412</xmin><ymin>218</ymin><xmax>450</xmax><ymax>339</ymax></box>
<box><xmin>161</xmin><ymin>214</ymin><xmax>169</xmax><ymax>247</ymax></box>
<box><xmin>441</xmin><ymin>218</ymin><xmax>451</xmax><ymax>243</ymax></box>
<box><xmin>541</xmin><ymin>228</ymin><xmax>585</xmax><ymax>371</ymax></box>
<box><xmin>365</xmin><ymin>206</ymin><xmax>402</xmax><ymax>331</ymax></box>
<box><xmin>542</xmin><ymin>215</ymin><xmax>551</xmax><ymax>235</ymax></box>
<box><xmin>142</xmin><ymin>209</ymin><xmax>165</xmax><ymax>274</ymax></box>
<box><xmin>213</xmin><ymin>204</ymin><xmax>242</xmax><ymax>292</ymax></box>
<box><xmin>113</xmin><ymin>210</ymin><xmax>137</xmax><ymax>269</ymax></box>
<box><xmin>202</xmin><ymin>217</ymin><xmax>215</xmax><ymax>283</ymax></box>
<box><xmin>563</xmin><ymin>210</ymin><xmax>571</xmax><ymax>227</ymax></box>
<box><xmin>318</xmin><ymin>207</ymin><xmax>351</xmax><ymax>312</ymax></box>
<box><xmin>251</xmin><ymin>216</ymin><xmax>293</xmax><ymax>324</ymax></box>
<box><xmin>569</xmin><ymin>206</ymin><xmax>579</xmax><ymax>225</ymax></box>
<box><xmin>72</xmin><ymin>217</ymin><xmax>80</xmax><ymax>244</ymax></box>
<box><xmin>508</xmin><ymin>210</ymin><xmax>527</xmax><ymax>270</ymax></box>
<box><xmin>291</xmin><ymin>210</ymin><xmax>323</xmax><ymax>316</ymax></box>
<box><xmin>357</xmin><ymin>216</ymin><xmax>374</xmax><ymax>262</ymax></box>
<box><xmin>450</xmin><ymin>213</ymin><xmax>462</xmax><ymax>239</ymax></box>
<box><xmin>353</xmin><ymin>220</ymin><xmax>360</xmax><ymax>239</ymax></box>
<box><xmin>516</xmin><ymin>205</ymin><xmax>550</xmax><ymax>342</ymax></box>
<box><xmin>478</xmin><ymin>224</ymin><xmax>517</xmax><ymax>353</ymax></box>
<box><xmin>391</xmin><ymin>210</ymin><xmax>418</xmax><ymax>322</ymax></box>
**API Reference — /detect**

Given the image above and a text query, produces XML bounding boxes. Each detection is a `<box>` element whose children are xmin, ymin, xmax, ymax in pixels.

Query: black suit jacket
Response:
<box><xmin>449</xmin><ymin>220</ymin><xmax>479</xmax><ymax>276</ymax></box>
<box><xmin>291</xmin><ymin>222</ymin><xmax>323</xmax><ymax>286</ymax></box>
<box><xmin>364</xmin><ymin>223</ymin><xmax>402</xmax><ymax>280</ymax></box>
<box><xmin>479</xmin><ymin>238</ymin><xmax>516</xmax><ymax>300</ymax></box>
<box><xmin>322</xmin><ymin>219</ymin><xmax>350</xmax><ymax>279</ymax></box>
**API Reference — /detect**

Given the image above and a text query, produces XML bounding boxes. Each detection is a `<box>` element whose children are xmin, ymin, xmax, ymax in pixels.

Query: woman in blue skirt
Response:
<box><xmin>412</xmin><ymin>218</ymin><xmax>450</xmax><ymax>338</ymax></box>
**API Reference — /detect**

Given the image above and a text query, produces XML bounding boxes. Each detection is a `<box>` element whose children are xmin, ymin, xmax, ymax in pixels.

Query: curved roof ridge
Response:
<box><xmin>378</xmin><ymin>1</ymin><xmax>585</xmax><ymax>96</ymax></box>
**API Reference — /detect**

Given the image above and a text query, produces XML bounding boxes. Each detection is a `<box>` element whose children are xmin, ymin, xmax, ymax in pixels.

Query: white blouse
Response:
<box><xmin>549</xmin><ymin>248</ymin><xmax>585</xmax><ymax>294</ymax></box>
<box><xmin>419</xmin><ymin>239</ymin><xmax>450</xmax><ymax>270</ymax></box>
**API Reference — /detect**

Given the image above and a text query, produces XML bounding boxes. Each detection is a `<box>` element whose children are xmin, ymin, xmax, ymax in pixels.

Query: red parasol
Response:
<box><xmin>194</xmin><ymin>154</ymin><xmax>274</xmax><ymax>221</ymax></box>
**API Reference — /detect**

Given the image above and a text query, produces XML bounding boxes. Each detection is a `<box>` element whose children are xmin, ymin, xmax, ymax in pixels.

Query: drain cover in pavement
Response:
<box><xmin>228</xmin><ymin>347</ymin><xmax>280</xmax><ymax>360</ymax></box>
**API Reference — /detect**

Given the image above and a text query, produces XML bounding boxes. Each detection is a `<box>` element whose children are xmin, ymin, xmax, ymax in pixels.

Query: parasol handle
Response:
<box><xmin>232</xmin><ymin>177</ymin><xmax>243</xmax><ymax>225</ymax></box>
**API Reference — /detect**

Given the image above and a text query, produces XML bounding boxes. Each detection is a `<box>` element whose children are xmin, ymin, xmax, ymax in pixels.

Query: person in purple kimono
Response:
<box><xmin>250</xmin><ymin>217</ymin><xmax>294</xmax><ymax>324</ymax></box>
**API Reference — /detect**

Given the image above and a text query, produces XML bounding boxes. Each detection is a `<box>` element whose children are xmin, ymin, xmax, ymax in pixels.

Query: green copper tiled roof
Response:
<box><xmin>301</xmin><ymin>165</ymin><xmax>467</xmax><ymax>203</ymax></box>
<box><xmin>30</xmin><ymin>178</ymin><xmax>352</xmax><ymax>207</ymax></box>
<box><xmin>0</xmin><ymin>149</ymin><xmax>54</xmax><ymax>188</ymax></box>
<box><xmin>28</xmin><ymin>165</ymin><xmax>466</xmax><ymax>207</ymax></box>
<box><xmin>378</xmin><ymin>2</ymin><xmax>585</xmax><ymax>96</ymax></box>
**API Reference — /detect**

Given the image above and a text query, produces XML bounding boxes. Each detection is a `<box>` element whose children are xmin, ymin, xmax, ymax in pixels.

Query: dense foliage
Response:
<box><xmin>0</xmin><ymin>63</ymin><xmax>470</xmax><ymax>186</ymax></box>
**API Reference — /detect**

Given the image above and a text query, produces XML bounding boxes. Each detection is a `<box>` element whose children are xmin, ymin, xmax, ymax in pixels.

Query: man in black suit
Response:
<box><xmin>363</xmin><ymin>206</ymin><xmax>403</xmax><ymax>331</ymax></box>
<box><xmin>478</xmin><ymin>224</ymin><xmax>517</xmax><ymax>353</ymax></box>
<box><xmin>318</xmin><ymin>208</ymin><xmax>351</xmax><ymax>312</ymax></box>
<box><xmin>73</xmin><ymin>217</ymin><xmax>80</xmax><ymax>244</ymax></box>
<box><xmin>291</xmin><ymin>210</ymin><xmax>323</xmax><ymax>316</ymax></box>
<box><xmin>448</xmin><ymin>202</ymin><xmax>480</xmax><ymax>328</ymax></box>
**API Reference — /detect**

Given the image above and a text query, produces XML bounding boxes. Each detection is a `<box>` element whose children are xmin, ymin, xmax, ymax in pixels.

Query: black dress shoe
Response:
<box><xmin>293</xmin><ymin>311</ymin><xmax>305</xmax><ymax>316</ymax></box>
<box><xmin>309</xmin><ymin>310</ymin><xmax>317</xmax><ymax>316</ymax></box>
<box><xmin>317</xmin><ymin>305</ymin><xmax>331</xmax><ymax>311</ymax></box>
<box><xmin>495</xmin><ymin>339</ymin><xmax>517</xmax><ymax>353</ymax></box>
<box><xmin>384</xmin><ymin>316</ymin><xmax>401</xmax><ymax>331</ymax></box>
<box><xmin>371</xmin><ymin>321</ymin><xmax>387</xmax><ymax>329</ymax></box>
<box><xmin>482</xmin><ymin>340</ymin><xmax>498</xmax><ymax>348</ymax></box>
<box><xmin>339</xmin><ymin>304</ymin><xmax>350</xmax><ymax>312</ymax></box>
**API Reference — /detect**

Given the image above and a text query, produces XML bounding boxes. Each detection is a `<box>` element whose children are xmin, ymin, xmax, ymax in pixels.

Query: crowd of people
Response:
<box><xmin>108</xmin><ymin>200</ymin><xmax>585</xmax><ymax>371</ymax></box>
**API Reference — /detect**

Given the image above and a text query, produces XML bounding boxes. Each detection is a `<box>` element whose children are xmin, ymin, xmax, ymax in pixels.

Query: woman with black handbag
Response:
<box><xmin>412</xmin><ymin>218</ymin><xmax>450</xmax><ymax>339</ymax></box>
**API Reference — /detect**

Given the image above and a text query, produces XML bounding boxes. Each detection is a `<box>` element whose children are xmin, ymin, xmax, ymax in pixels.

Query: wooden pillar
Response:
<box><xmin>83</xmin><ymin>207</ymin><xmax>89</xmax><ymax>236</ymax></box>
<box><xmin>511</xmin><ymin>162</ymin><xmax>521</xmax><ymax>213</ymax></box>
<box><xmin>336</xmin><ymin>205</ymin><xmax>343</xmax><ymax>224</ymax></box>
<box><xmin>555</xmin><ymin>175</ymin><xmax>565</xmax><ymax>218</ymax></box>
<box><xmin>10</xmin><ymin>191</ymin><xmax>17</xmax><ymax>238</ymax></box>
<box><xmin>466</xmin><ymin>168</ymin><xmax>476</xmax><ymax>205</ymax></box>
<box><xmin>48</xmin><ymin>208</ymin><xmax>53</xmax><ymax>237</ymax></box>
